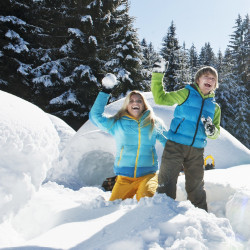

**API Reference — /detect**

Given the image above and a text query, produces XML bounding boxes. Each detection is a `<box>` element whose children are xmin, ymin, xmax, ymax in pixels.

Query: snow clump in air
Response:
<box><xmin>101</xmin><ymin>73</ymin><xmax>117</xmax><ymax>89</ymax></box>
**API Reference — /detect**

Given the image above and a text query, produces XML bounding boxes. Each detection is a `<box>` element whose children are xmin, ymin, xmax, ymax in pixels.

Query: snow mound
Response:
<box><xmin>0</xmin><ymin>91</ymin><xmax>60</xmax><ymax>222</ymax></box>
<box><xmin>13</xmin><ymin>186</ymin><xmax>241</xmax><ymax>250</ymax></box>
<box><xmin>176</xmin><ymin>164</ymin><xmax>250</xmax><ymax>242</ymax></box>
<box><xmin>47</xmin><ymin>113</ymin><xmax>76</xmax><ymax>153</ymax></box>
<box><xmin>48</xmin><ymin>92</ymin><xmax>250</xmax><ymax>189</ymax></box>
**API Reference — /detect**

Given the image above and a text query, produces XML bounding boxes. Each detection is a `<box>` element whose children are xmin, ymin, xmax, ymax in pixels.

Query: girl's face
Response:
<box><xmin>197</xmin><ymin>72</ymin><xmax>216</xmax><ymax>95</ymax></box>
<box><xmin>127</xmin><ymin>94</ymin><xmax>145</xmax><ymax>119</ymax></box>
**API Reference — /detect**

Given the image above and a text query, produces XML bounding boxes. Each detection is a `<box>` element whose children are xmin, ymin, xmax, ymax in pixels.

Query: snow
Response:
<box><xmin>17</xmin><ymin>63</ymin><xmax>31</xmax><ymax>76</ymax></box>
<box><xmin>50</xmin><ymin>90</ymin><xmax>80</xmax><ymax>105</ymax></box>
<box><xmin>101</xmin><ymin>73</ymin><xmax>117</xmax><ymax>89</ymax></box>
<box><xmin>81</xmin><ymin>15</ymin><xmax>93</xmax><ymax>25</ymax></box>
<box><xmin>0</xmin><ymin>90</ymin><xmax>250</xmax><ymax>249</ymax></box>
<box><xmin>0</xmin><ymin>91</ymin><xmax>59</xmax><ymax>224</ymax></box>
<box><xmin>153</xmin><ymin>58</ymin><xmax>167</xmax><ymax>73</ymax></box>
<box><xmin>68</xmin><ymin>28</ymin><xmax>84</xmax><ymax>38</ymax></box>
<box><xmin>32</xmin><ymin>75</ymin><xmax>53</xmax><ymax>87</ymax></box>
<box><xmin>0</xmin><ymin>15</ymin><xmax>26</xmax><ymax>25</ymax></box>
<box><xmin>88</xmin><ymin>35</ymin><xmax>98</xmax><ymax>46</ymax></box>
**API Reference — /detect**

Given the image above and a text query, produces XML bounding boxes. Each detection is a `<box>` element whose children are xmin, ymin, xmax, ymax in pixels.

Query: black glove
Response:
<box><xmin>101</xmin><ymin>86</ymin><xmax>113</xmax><ymax>94</ymax></box>
<box><xmin>201</xmin><ymin>116</ymin><xmax>215</xmax><ymax>136</ymax></box>
<box><xmin>102</xmin><ymin>176</ymin><xmax>117</xmax><ymax>191</ymax></box>
<box><xmin>101</xmin><ymin>73</ymin><xmax>118</xmax><ymax>94</ymax></box>
<box><xmin>152</xmin><ymin>58</ymin><xmax>169</xmax><ymax>74</ymax></box>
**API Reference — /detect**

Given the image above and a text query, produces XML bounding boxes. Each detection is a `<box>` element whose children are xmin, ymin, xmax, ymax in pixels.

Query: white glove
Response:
<box><xmin>201</xmin><ymin>116</ymin><xmax>215</xmax><ymax>136</ymax></box>
<box><xmin>153</xmin><ymin>58</ymin><xmax>169</xmax><ymax>73</ymax></box>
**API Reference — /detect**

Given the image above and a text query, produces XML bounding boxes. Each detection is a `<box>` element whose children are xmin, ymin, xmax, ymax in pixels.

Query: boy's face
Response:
<box><xmin>197</xmin><ymin>72</ymin><xmax>216</xmax><ymax>95</ymax></box>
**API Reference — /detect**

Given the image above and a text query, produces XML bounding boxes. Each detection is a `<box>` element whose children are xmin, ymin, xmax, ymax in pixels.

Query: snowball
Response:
<box><xmin>153</xmin><ymin>58</ymin><xmax>168</xmax><ymax>73</ymax></box>
<box><xmin>101</xmin><ymin>73</ymin><xmax>117</xmax><ymax>89</ymax></box>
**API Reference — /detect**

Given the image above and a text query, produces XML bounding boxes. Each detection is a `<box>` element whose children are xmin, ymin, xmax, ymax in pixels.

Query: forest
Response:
<box><xmin>0</xmin><ymin>0</ymin><xmax>249</xmax><ymax>148</ymax></box>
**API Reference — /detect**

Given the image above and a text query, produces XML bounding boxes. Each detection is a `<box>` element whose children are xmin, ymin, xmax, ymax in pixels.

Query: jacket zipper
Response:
<box><xmin>191</xmin><ymin>99</ymin><xmax>205</xmax><ymax>146</ymax></box>
<box><xmin>134</xmin><ymin>121</ymin><xmax>141</xmax><ymax>178</ymax></box>
<box><xmin>117</xmin><ymin>146</ymin><xmax>124</xmax><ymax>166</ymax></box>
<box><xmin>152</xmin><ymin>148</ymin><xmax>154</xmax><ymax>165</ymax></box>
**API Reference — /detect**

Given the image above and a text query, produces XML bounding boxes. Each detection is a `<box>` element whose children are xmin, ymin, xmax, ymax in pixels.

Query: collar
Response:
<box><xmin>123</xmin><ymin>110</ymin><xmax>150</xmax><ymax>121</ymax></box>
<box><xmin>190</xmin><ymin>83</ymin><xmax>215</xmax><ymax>98</ymax></box>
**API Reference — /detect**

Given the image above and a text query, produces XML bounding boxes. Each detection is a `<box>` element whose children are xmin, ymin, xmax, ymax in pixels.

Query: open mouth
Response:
<box><xmin>205</xmin><ymin>83</ymin><xmax>211</xmax><ymax>88</ymax></box>
<box><xmin>132</xmin><ymin>106</ymin><xmax>140</xmax><ymax>110</ymax></box>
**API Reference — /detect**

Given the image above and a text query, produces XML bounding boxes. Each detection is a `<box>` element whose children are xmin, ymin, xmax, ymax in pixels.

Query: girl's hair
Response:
<box><xmin>112</xmin><ymin>90</ymin><xmax>156</xmax><ymax>131</ymax></box>
<box><xmin>194</xmin><ymin>66</ymin><xmax>219</xmax><ymax>89</ymax></box>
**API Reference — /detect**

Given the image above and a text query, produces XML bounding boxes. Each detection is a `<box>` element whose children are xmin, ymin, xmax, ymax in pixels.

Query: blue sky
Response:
<box><xmin>129</xmin><ymin>0</ymin><xmax>249</xmax><ymax>53</ymax></box>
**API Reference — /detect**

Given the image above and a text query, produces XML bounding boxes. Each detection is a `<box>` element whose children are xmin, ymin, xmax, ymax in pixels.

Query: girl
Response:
<box><xmin>89</xmin><ymin>74</ymin><xmax>167</xmax><ymax>201</ymax></box>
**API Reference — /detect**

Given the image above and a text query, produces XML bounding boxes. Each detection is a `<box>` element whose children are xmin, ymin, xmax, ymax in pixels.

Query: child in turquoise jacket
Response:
<box><xmin>151</xmin><ymin>63</ymin><xmax>221</xmax><ymax>211</ymax></box>
<box><xmin>90</xmin><ymin>74</ymin><xmax>167</xmax><ymax>201</ymax></box>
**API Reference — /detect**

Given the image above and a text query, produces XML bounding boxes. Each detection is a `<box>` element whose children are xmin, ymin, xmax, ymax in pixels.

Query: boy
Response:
<box><xmin>151</xmin><ymin>62</ymin><xmax>221</xmax><ymax>211</ymax></box>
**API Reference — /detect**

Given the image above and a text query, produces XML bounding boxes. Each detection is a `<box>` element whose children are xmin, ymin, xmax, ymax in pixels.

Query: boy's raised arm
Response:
<box><xmin>151</xmin><ymin>72</ymin><xmax>188</xmax><ymax>106</ymax></box>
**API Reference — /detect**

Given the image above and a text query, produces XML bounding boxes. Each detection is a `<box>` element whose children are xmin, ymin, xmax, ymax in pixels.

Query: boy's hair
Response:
<box><xmin>195</xmin><ymin>66</ymin><xmax>219</xmax><ymax>89</ymax></box>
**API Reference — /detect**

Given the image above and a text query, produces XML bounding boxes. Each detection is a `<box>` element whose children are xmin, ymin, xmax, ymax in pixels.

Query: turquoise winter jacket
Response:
<box><xmin>89</xmin><ymin>92</ymin><xmax>167</xmax><ymax>178</ymax></box>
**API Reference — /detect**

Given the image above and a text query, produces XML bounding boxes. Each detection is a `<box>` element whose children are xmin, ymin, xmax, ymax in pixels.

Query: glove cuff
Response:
<box><xmin>101</xmin><ymin>87</ymin><xmax>112</xmax><ymax>94</ymax></box>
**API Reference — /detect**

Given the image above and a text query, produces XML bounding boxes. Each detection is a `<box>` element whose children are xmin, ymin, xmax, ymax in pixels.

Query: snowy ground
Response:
<box><xmin>0</xmin><ymin>90</ymin><xmax>250</xmax><ymax>250</ymax></box>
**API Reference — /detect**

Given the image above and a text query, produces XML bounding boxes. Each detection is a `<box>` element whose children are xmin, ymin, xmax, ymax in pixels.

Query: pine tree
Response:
<box><xmin>198</xmin><ymin>42</ymin><xmax>216</xmax><ymax>67</ymax></box>
<box><xmin>104</xmin><ymin>0</ymin><xmax>146</xmax><ymax>99</ymax></box>
<box><xmin>215</xmin><ymin>48</ymin><xmax>236</xmax><ymax>131</ymax></box>
<box><xmin>189</xmin><ymin>43</ymin><xmax>199</xmax><ymax>82</ymax></box>
<box><xmin>29</xmin><ymin>0</ymin><xmax>72</xmax><ymax>108</ymax></box>
<box><xmin>40</xmin><ymin>0</ymin><xmax>114</xmax><ymax>129</ymax></box>
<box><xmin>140</xmin><ymin>39</ymin><xmax>160</xmax><ymax>87</ymax></box>
<box><xmin>174</xmin><ymin>42</ymin><xmax>191</xmax><ymax>88</ymax></box>
<box><xmin>160</xmin><ymin>21</ymin><xmax>181</xmax><ymax>91</ymax></box>
<box><xmin>227</xmin><ymin>14</ymin><xmax>249</xmax><ymax>148</ymax></box>
<box><xmin>215</xmin><ymin>50</ymin><xmax>224</xmax><ymax>77</ymax></box>
<box><xmin>0</xmin><ymin>0</ymin><xmax>41</xmax><ymax>101</ymax></box>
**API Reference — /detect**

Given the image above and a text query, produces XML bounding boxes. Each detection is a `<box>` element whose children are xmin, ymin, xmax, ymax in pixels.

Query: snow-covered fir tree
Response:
<box><xmin>226</xmin><ymin>14</ymin><xmax>249</xmax><ymax>148</ymax></box>
<box><xmin>160</xmin><ymin>21</ymin><xmax>181</xmax><ymax>91</ymax></box>
<box><xmin>198</xmin><ymin>42</ymin><xmax>216</xmax><ymax>67</ymax></box>
<box><xmin>215</xmin><ymin>48</ymin><xmax>236</xmax><ymax>131</ymax></box>
<box><xmin>188</xmin><ymin>43</ymin><xmax>199</xmax><ymax>82</ymax></box>
<box><xmin>104</xmin><ymin>0</ymin><xmax>146</xmax><ymax>100</ymax></box>
<box><xmin>174</xmin><ymin>42</ymin><xmax>191</xmax><ymax>88</ymax></box>
<box><xmin>47</xmin><ymin>0</ymin><xmax>111</xmax><ymax>129</ymax></box>
<box><xmin>0</xmin><ymin>0</ymin><xmax>42</xmax><ymax>101</ymax></box>
<box><xmin>140</xmin><ymin>38</ymin><xmax>160</xmax><ymax>87</ymax></box>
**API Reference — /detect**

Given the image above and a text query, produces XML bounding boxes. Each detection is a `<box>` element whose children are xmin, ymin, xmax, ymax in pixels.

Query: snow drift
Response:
<box><xmin>0</xmin><ymin>90</ymin><xmax>61</xmax><ymax>222</ymax></box>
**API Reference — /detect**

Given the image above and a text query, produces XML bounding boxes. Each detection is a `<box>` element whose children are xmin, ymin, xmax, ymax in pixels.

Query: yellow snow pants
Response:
<box><xmin>109</xmin><ymin>173</ymin><xmax>158</xmax><ymax>201</ymax></box>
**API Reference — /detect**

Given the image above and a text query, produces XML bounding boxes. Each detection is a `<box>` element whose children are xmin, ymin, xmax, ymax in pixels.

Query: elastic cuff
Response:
<box><xmin>101</xmin><ymin>87</ymin><xmax>112</xmax><ymax>94</ymax></box>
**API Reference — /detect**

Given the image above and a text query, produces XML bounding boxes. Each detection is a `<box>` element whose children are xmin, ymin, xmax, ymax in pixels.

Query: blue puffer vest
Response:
<box><xmin>167</xmin><ymin>85</ymin><xmax>216</xmax><ymax>148</ymax></box>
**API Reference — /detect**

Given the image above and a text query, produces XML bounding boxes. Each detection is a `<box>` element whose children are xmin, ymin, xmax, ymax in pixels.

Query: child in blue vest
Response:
<box><xmin>90</xmin><ymin>74</ymin><xmax>167</xmax><ymax>201</ymax></box>
<box><xmin>151</xmin><ymin>63</ymin><xmax>221</xmax><ymax>211</ymax></box>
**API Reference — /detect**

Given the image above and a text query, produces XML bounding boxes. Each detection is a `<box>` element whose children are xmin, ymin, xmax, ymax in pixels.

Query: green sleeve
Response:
<box><xmin>208</xmin><ymin>103</ymin><xmax>221</xmax><ymax>139</ymax></box>
<box><xmin>151</xmin><ymin>72</ymin><xmax>189</xmax><ymax>105</ymax></box>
